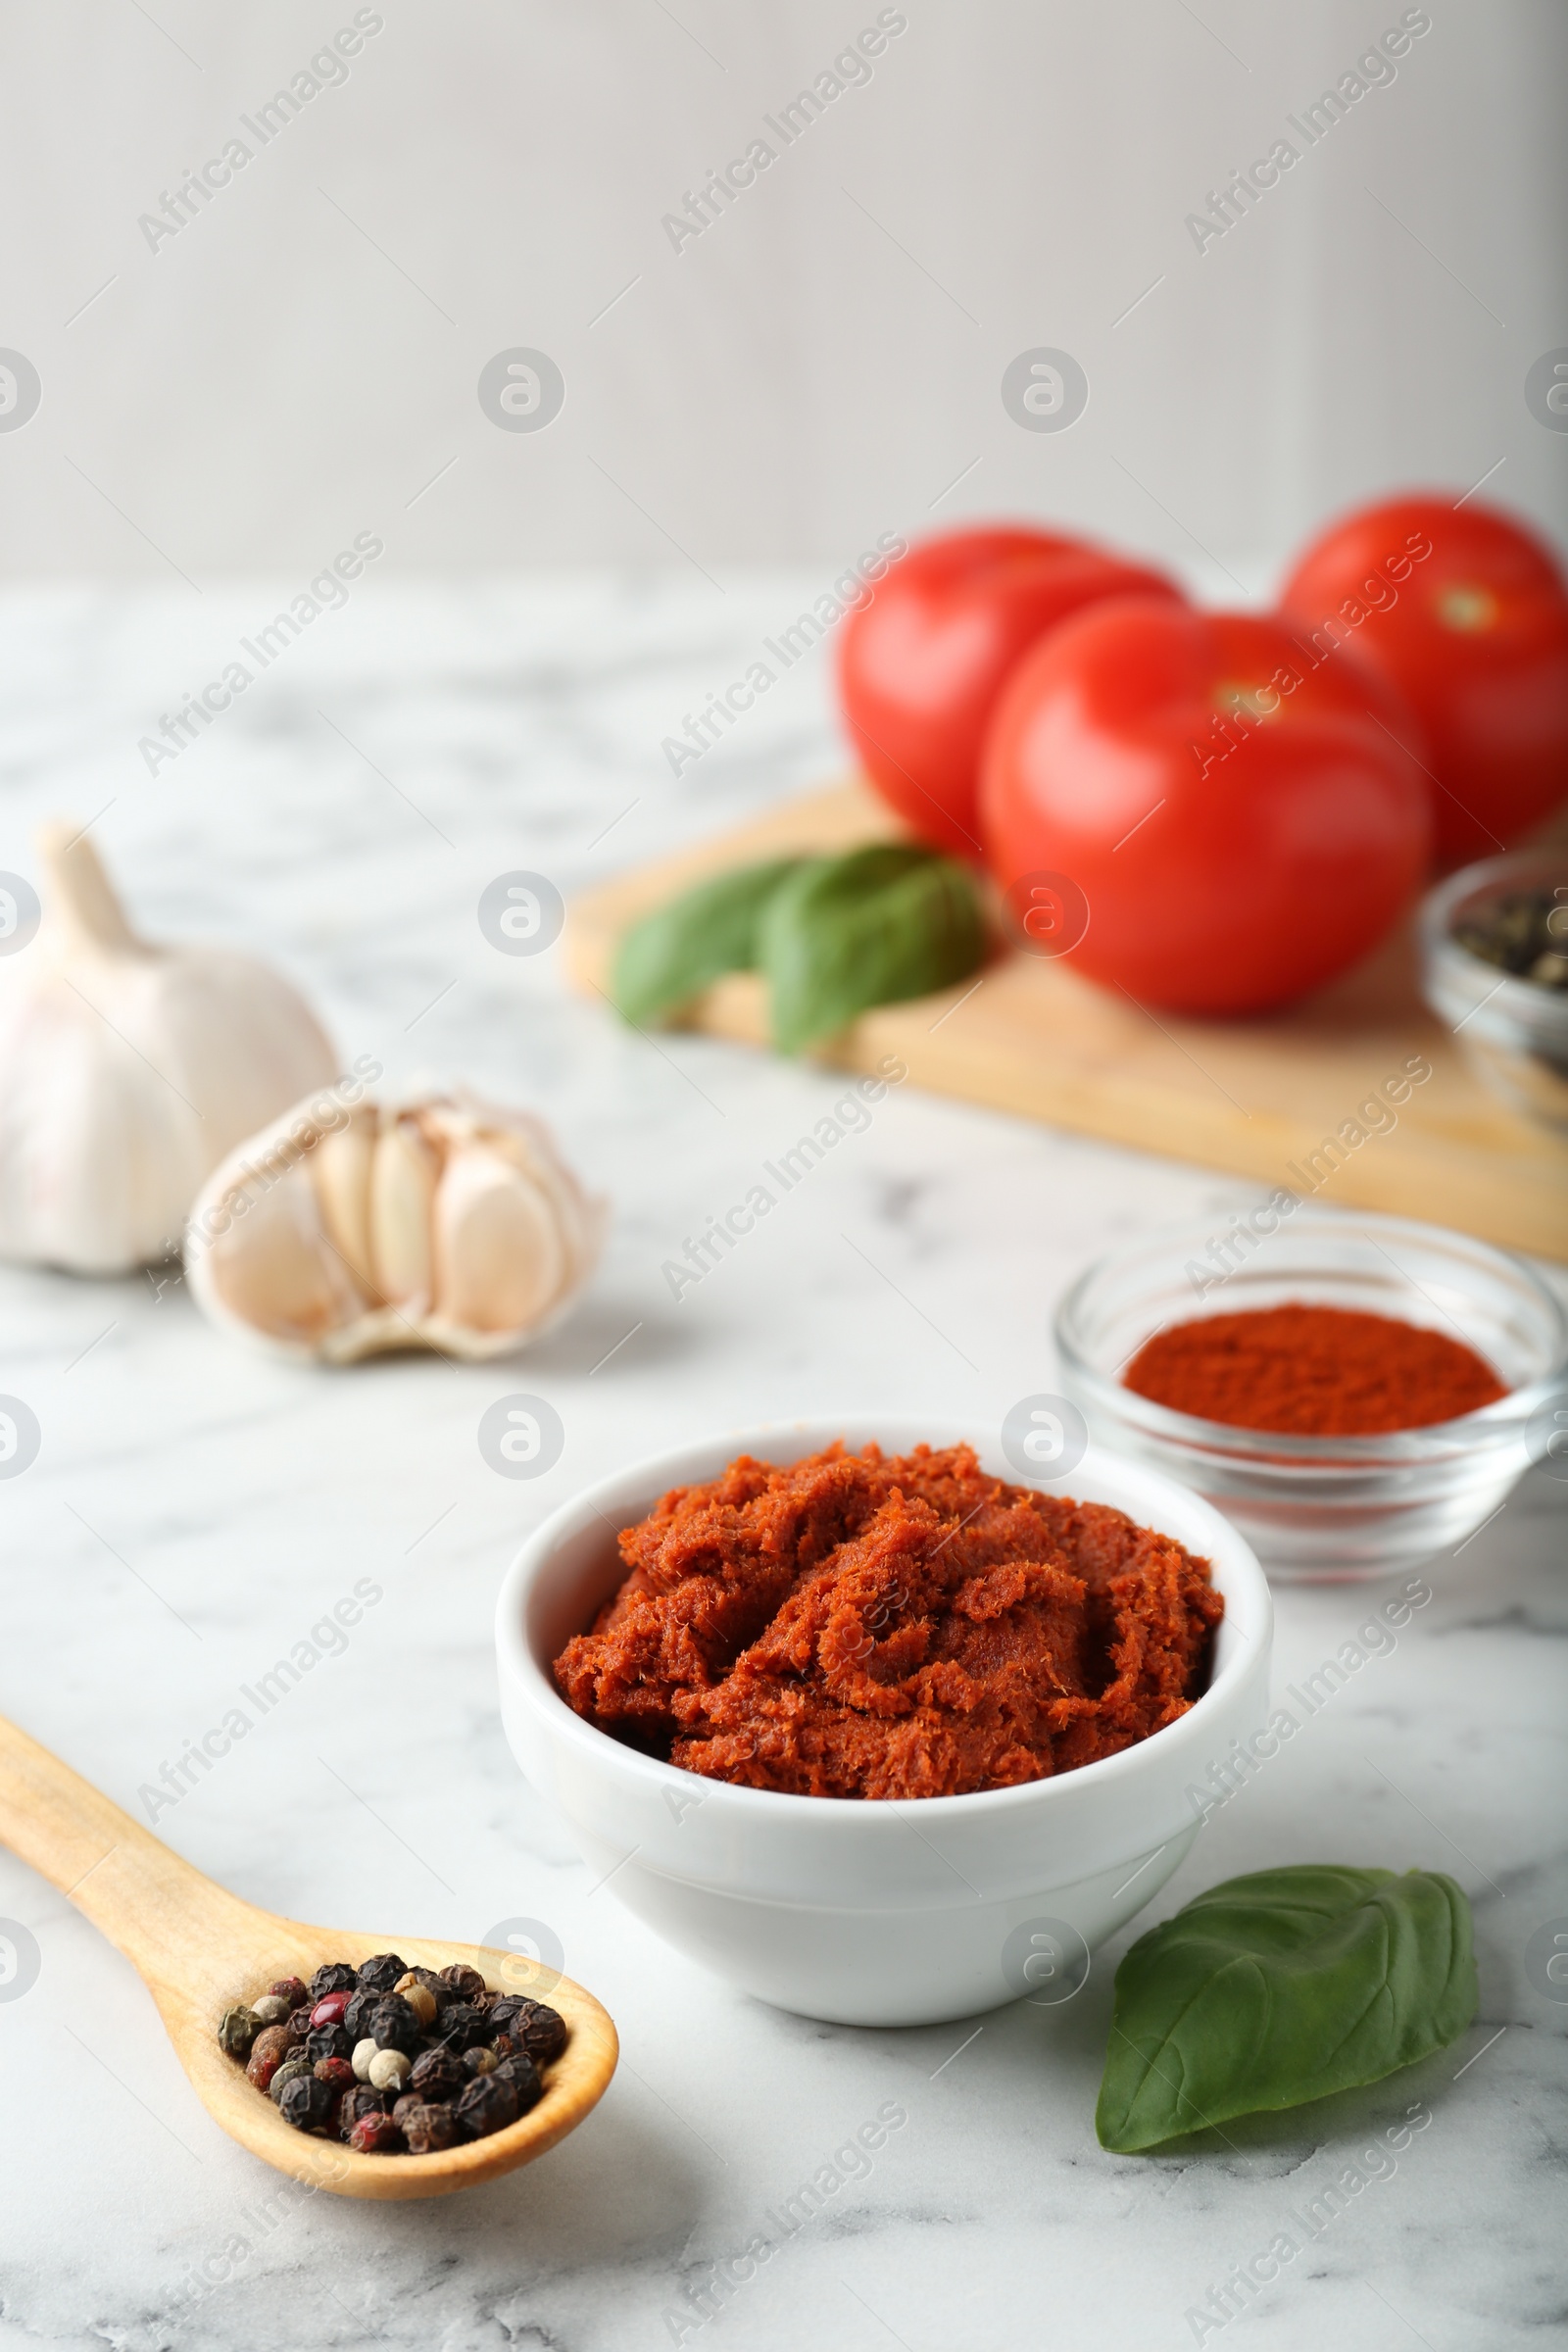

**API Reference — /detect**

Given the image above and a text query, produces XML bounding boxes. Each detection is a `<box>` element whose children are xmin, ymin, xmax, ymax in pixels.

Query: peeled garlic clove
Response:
<box><xmin>430</xmin><ymin>1145</ymin><xmax>566</xmax><ymax>1334</ymax></box>
<box><xmin>0</xmin><ymin>822</ymin><xmax>338</xmax><ymax>1274</ymax></box>
<box><xmin>369</xmin><ymin>1115</ymin><xmax>437</xmax><ymax>1307</ymax></box>
<box><xmin>185</xmin><ymin>1086</ymin><xmax>606</xmax><ymax>1363</ymax></box>
<box><xmin>310</xmin><ymin>1107</ymin><xmax>379</xmax><ymax>1297</ymax></box>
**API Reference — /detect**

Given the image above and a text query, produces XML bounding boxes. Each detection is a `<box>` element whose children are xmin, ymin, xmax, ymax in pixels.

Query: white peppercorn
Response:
<box><xmin>352</xmin><ymin>2035</ymin><xmax>378</xmax><ymax>2082</ymax></box>
<box><xmin>368</xmin><ymin>2047</ymin><xmax>412</xmax><ymax>2092</ymax></box>
<box><xmin>249</xmin><ymin>1992</ymin><xmax>292</xmax><ymax>2027</ymax></box>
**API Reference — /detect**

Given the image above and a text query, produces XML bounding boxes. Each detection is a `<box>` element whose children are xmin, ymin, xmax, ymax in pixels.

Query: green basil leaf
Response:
<box><xmin>611</xmin><ymin>858</ymin><xmax>803</xmax><ymax>1028</ymax></box>
<box><xmin>1096</xmin><ymin>1865</ymin><xmax>1477</xmax><ymax>2153</ymax></box>
<box><xmin>758</xmin><ymin>845</ymin><xmax>986</xmax><ymax>1054</ymax></box>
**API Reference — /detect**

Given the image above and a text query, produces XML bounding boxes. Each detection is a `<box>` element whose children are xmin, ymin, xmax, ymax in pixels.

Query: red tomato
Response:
<box><xmin>837</xmin><ymin>526</ymin><xmax>1181</xmax><ymax>858</ymax></box>
<box><xmin>1278</xmin><ymin>494</ymin><xmax>1568</xmax><ymax>864</ymax></box>
<box><xmin>980</xmin><ymin>599</ymin><xmax>1432</xmax><ymax>1015</ymax></box>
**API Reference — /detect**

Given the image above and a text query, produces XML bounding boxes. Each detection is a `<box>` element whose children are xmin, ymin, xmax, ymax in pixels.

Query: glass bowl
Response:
<box><xmin>1420</xmin><ymin>848</ymin><xmax>1568</xmax><ymax>1132</ymax></box>
<box><xmin>1054</xmin><ymin>1207</ymin><xmax>1568</xmax><ymax>1582</ymax></box>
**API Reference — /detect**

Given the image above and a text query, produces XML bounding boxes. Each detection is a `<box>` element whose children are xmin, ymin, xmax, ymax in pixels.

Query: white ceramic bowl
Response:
<box><xmin>495</xmin><ymin>1418</ymin><xmax>1273</xmax><ymax>2027</ymax></box>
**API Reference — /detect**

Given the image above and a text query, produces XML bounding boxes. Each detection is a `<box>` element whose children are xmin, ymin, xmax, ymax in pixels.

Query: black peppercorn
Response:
<box><xmin>519</xmin><ymin>2003</ymin><xmax>566</xmax><ymax>2063</ymax></box>
<box><xmin>306</xmin><ymin>2022</ymin><xmax>353</xmax><ymax>2065</ymax></box>
<box><xmin>308</xmin><ymin>1961</ymin><xmax>359</xmax><ymax>2001</ymax></box>
<box><xmin>342</xmin><ymin>1987</ymin><xmax>377</xmax><ymax>2043</ymax></box>
<box><xmin>436</xmin><ymin>2001</ymin><xmax>489</xmax><ymax>2053</ymax></box>
<box><xmin>453</xmin><ymin>2072</ymin><xmax>519</xmax><ymax>2140</ymax></box>
<box><xmin>368</xmin><ymin>1994</ymin><xmax>420</xmax><ymax>2055</ymax></box>
<box><xmin>491</xmin><ymin>1997</ymin><xmax>566</xmax><ymax>2064</ymax></box>
<box><xmin>493</xmin><ymin>2052</ymin><xmax>543</xmax><ymax>2114</ymax></box>
<box><xmin>355</xmin><ymin>1952</ymin><xmax>408</xmax><ymax>1995</ymax></box>
<box><xmin>403</xmin><ymin>2100</ymin><xmax>458</xmax><ymax>2153</ymax></box>
<box><xmin>279</xmin><ymin>2072</ymin><xmax>338</xmax><ymax>2134</ymax></box>
<box><xmin>409</xmin><ymin>1965</ymin><xmax>453</xmax><ymax>2009</ymax></box>
<box><xmin>286</xmin><ymin>2004</ymin><xmax>314</xmax><ymax>2044</ymax></box>
<box><xmin>439</xmin><ymin>1963</ymin><xmax>487</xmax><ymax>2004</ymax></box>
<box><xmin>410</xmin><ymin>2046</ymin><xmax>463</xmax><ymax>2102</ymax></box>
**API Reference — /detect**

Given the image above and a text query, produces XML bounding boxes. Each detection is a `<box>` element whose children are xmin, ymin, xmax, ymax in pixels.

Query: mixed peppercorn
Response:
<box><xmin>1452</xmin><ymin>887</ymin><xmax>1568</xmax><ymax>991</ymax></box>
<box><xmin>218</xmin><ymin>1955</ymin><xmax>567</xmax><ymax>2155</ymax></box>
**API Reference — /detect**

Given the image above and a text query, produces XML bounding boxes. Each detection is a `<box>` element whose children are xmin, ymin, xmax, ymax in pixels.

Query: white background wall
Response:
<box><xmin>0</xmin><ymin>0</ymin><xmax>1563</xmax><ymax>587</ymax></box>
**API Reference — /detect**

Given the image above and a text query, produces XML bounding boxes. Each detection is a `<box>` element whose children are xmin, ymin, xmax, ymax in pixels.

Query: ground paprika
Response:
<box><xmin>1122</xmin><ymin>1301</ymin><xmax>1506</xmax><ymax>1436</ymax></box>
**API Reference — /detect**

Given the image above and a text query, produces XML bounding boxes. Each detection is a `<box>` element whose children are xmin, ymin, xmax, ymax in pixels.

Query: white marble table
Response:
<box><xmin>0</xmin><ymin>581</ymin><xmax>1562</xmax><ymax>2352</ymax></box>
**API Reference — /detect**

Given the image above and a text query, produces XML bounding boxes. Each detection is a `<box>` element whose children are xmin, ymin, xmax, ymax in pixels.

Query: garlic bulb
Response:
<box><xmin>184</xmin><ymin>1087</ymin><xmax>606</xmax><ymax>1362</ymax></box>
<box><xmin>0</xmin><ymin>822</ymin><xmax>338</xmax><ymax>1274</ymax></box>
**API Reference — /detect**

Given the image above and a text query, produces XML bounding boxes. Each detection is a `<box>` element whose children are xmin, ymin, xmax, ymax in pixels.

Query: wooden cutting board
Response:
<box><xmin>566</xmin><ymin>780</ymin><xmax>1568</xmax><ymax>1262</ymax></box>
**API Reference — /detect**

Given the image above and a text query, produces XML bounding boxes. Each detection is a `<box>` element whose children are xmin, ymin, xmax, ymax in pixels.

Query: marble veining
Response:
<box><xmin>0</xmin><ymin>580</ymin><xmax>1562</xmax><ymax>2352</ymax></box>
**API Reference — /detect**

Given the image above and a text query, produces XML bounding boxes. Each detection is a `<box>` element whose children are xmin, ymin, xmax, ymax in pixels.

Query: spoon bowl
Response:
<box><xmin>0</xmin><ymin>1714</ymin><xmax>617</xmax><ymax>2200</ymax></box>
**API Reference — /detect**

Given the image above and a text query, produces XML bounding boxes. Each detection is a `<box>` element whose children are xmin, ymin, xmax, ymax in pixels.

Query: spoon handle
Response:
<box><xmin>0</xmin><ymin>1713</ymin><xmax>259</xmax><ymax>1987</ymax></box>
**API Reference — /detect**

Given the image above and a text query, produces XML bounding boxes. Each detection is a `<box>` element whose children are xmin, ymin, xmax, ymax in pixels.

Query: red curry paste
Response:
<box><xmin>553</xmin><ymin>1444</ymin><xmax>1222</xmax><ymax>1799</ymax></box>
<box><xmin>1123</xmin><ymin>1301</ymin><xmax>1506</xmax><ymax>1436</ymax></box>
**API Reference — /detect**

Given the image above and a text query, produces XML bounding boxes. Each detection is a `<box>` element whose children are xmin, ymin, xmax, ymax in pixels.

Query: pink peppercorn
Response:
<box><xmin>311</xmin><ymin>1991</ymin><xmax>351</xmax><ymax>2030</ymax></box>
<box><xmin>245</xmin><ymin>2024</ymin><xmax>292</xmax><ymax>2092</ymax></box>
<box><xmin>349</xmin><ymin>2112</ymin><xmax>404</xmax><ymax>2155</ymax></box>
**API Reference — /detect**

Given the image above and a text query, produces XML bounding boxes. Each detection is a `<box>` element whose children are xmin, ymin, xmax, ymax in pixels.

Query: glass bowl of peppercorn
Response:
<box><xmin>1420</xmin><ymin>848</ymin><xmax>1568</xmax><ymax>1132</ymax></box>
<box><xmin>1055</xmin><ymin>1206</ymin><xmax>1568</xmax><ymax>1580</ymax></box>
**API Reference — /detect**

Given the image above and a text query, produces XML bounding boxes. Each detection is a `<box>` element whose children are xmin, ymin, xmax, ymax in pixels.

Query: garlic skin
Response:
<box><xmin>184</xmin><ymin>1088</ymin><xmax>606</xmax><ymax>1363</ymax></box>
<box><xmin>0</xmin><ymin>823</ymin><xmax>339</xmax><ymax>1275</ymax></box>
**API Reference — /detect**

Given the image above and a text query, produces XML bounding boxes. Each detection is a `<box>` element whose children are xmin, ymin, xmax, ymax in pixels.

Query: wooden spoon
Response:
<box><xmin>0</xmin><ymin>1714</ymin><xmax>618</xmax><ymax>2201</ymax></box>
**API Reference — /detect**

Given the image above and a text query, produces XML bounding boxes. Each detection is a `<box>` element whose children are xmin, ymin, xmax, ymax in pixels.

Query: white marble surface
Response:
<box><xmin>0</xmin><ymin>580</ymin><xmax>1563</xmax><ymax>2352</ymax></box>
